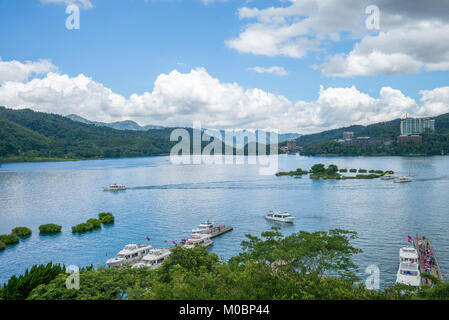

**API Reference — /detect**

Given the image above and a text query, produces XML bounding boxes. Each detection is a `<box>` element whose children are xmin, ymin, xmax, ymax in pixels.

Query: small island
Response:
<box><xmin>72</xmin><ymin>213</ymin><xmax>115</xmax><ymax>234</ymax></box>
<box><xmin>276</xmin><ymin>164</ymin><xmax>394</xmax><ymax>180</ymax></box>
<box><xmin>12</xmin><ymin>227</ymin><xmax>32</xmax><ymax>238</ymax></box>
<box><xmin>39</xmin><ymin>224</ymin><xmax>62</xmax><ymax>235</ymax></box>
<box><xmin>0</xmin><ymin>234</ymin><xmax>20</xmax><ymax>246</ymax></box>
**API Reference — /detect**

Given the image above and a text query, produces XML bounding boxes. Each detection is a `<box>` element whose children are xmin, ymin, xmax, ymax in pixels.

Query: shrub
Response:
<box><xmin>39</xmin><ymin>224</ymin><xmax>62</xmax><ymax>234</ymax></box>
<box><xmin>358</xmin><ymin>169</ymin><xmax>367</xmax><ymax>173</ymax></box>
<box><xmin>12</xmin><ymin>227</ymin><xmax>32</xmax><ymax>238</ymax></box>
<box><xmin>349</xmin><ymin>169</ymin><xmax>357</xmax><ymax>173</ymax></box>
<box><xmin>0</xmin><ymin>234</ymin><xmax>20</xmax><ymax>245</ymax></box>
<box><xmin>72</xmin><ymin>223</ymin><xmax>95</xmax><ymax>233</ymax></box>
<box><xmin>99</xmin><ymin>213</ymin><xmax>115</xmax><ymax>224</ymax></box>
<box><xmin>339</xmin><ymin>169</ymin><xmax>348</xmax><ymax>173</ymax></box>
<box><xmin>86</xmin><ymin>219</ymin><xmax>102</xmax><ymax>229</ymax></box>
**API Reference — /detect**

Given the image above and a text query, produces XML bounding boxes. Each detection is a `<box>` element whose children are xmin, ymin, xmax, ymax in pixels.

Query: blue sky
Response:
<box><xmin>1</xmin><ymin>0</ymin><xmax>449</xmax><ymax>133</ymax></box>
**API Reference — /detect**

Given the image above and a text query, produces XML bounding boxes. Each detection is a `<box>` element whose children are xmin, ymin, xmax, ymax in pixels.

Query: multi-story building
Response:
<box><xmin>343</xmin><ymin>131</ymin><xmax>354</xmax><ymax>140</ymax></box>
<box><xmin>400</xmin><ymin>117</ymin><xmax>435</xmax><ymax>136</ymax></box>
<box><xmin>287</xmin><ymin>140</ymin><xmax>297</xmax><ymax>152</ymax></box>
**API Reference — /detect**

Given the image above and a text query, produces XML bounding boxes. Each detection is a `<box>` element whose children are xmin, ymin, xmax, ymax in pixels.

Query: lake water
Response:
<box><xmin>1</xmin><ymin>155</ymin><xmax>448</xmax><ymax>288</ymax></box>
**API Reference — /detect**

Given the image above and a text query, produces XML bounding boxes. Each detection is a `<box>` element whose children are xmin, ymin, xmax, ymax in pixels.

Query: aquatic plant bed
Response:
<box><xmin>0</xmin><ymin>234</ymin><xmax>19</xmax><ymax>246</ymax></box>
<box><xmin>39</xmin><ymin>224</ymin><xmax>62</xmax><ymax>234</ymax></box>
<box><xmin>276</xmin><ymin>164</ymin><xmax>394</xmax><ymax>180</ymax></box>
<box><xmin>72</xmin><ymin>213</ymin><xmax>115</xmax><ymax>233</ymax></box>
<box><xmin>12</xmin><ymin>227</ymin><xmax>32</xmax><ymax>238</ymax></box>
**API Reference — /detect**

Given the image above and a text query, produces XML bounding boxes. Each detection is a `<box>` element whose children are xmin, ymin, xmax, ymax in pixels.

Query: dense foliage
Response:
<box><xmin>12</xmin><ymin>227</ymin><xmax>32</xmax><ymax>237</ymax></box>
<box><xmin>0</xmin><ymin>241</ymin><xmax>5</xmax><ymax>251</ymax></box>
<box><xmin>0</xmin><ymin>234</ymin><xmax>20</xmax><ymax>245</ymax></box>
<box><xmin>2</xmin><ymin>228</ymin><xmax>449</xmax><ymax>300</ymax></box>
<box><xmin>39</xmin><ymin>224</ymin><xmax>62</xmax><ymax>234</ymax></box>
<box><xmin>0</xmin><ymin>263</ymin><xmax>65</xmax><ymax>300</ymax></box>
<box><xmin>98</xmin><ymin>212</ymin><xmax>115</xmax><ymax>224</ymax></box>
<box><xmin>302</xmin><ymin>133</ymin><xmax>449</xmax><ymax>156</ymax></box>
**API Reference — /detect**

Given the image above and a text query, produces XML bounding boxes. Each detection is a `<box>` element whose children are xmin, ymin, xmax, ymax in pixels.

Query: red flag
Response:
<box><xmin>146</xmin><ymin>237</ymin><xmax>150</xmax><ymax>242</ymax></box>
<box><xmin>172</xmin><ymin>241</ymin><xmax>176</xmax><ymax>244</ymax></box>
<box><xmin>408</xmin><ymin>236</ymin><xmax>412</xmax><ymax>240</ymax></box>
<box><xmin>164</xmin><ymin>240</ymin><xmax>167</xmax><ymax>243</ymax></box>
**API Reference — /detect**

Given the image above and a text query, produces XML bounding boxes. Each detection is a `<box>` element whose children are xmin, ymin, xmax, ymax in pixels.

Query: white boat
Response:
<box><xmin>106</xmin><ymin>244</ymin><xmax>152</xmax><ymax>267</ymax></box>
<box><xmin>381</xmin><ymin>174</ymin><xmax>395</xmax><ymax>180</ymax></box>
<box><xmin>132</xmin><ymin>248</ymin><xmax>172</xmax><ymax>269</ymax></box>
<box><xmin>183</xmin><ymin>233</ymin><xmax>213</xmax><ymax>249</ymax></box>
<box><xmin>396</xmin><ymin>247</ymin><xmax>421</xmax><ymax>287</ymax></box>
<box><xmin>265</xmin><ymin>210</ymin><xmax>295</xmax><ymax>223</ymax></box>
<box><xmin>103</xmin><ymin>184</ymin><xmax>127</xmax><ymax>191</ymax></box>
<box><xmin>192</xmin><ymin>220</ymin><xmax>217</xmax><ymax>234</ymax></box>
<box><xmin>394</xmin><ymin>176</ymin><xmax>412</xmax><ymax>183</ymax></box>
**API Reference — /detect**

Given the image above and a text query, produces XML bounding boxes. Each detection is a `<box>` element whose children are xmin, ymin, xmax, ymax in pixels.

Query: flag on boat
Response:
<box><xmin>408</xmin><ymin>236</ymin><xmax>412</xmax><ymax>243</ymax></box>
<box><xmin>146</xmin><ymin>237</ymin><xmax>150</xmax><ymax>242</ymax></box>
<box><xmin>164</xmin><ymin>240</ymin><xmax>167</xmax><ymax>243</ymax></box>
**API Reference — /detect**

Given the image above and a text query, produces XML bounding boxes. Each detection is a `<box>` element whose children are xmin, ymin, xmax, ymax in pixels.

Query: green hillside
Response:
<box><xmin>0</xmin><ymin>107</ymin><xmax>176</xmax><ymax>161</ymax></box>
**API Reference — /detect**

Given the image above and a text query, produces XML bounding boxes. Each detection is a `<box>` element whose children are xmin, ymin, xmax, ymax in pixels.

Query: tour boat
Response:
<box><xmin>395</xmin><ymin>247</ymin><xmax>421</xmax><ymax>286</ymax></box>
<box><xmin>394</xmin><ymin>176</ymin><xmax>412</xmax><ymax>183</ymax></box>
<box><xmin>103</xmin><ymin>183</ymin><xmax>127</xmax><ymax>191</ymax></box>
<box><xmin>103</xmin><ymin>184</ymin><xmax>127</xmax><ymax>191</ymax></box>
<box><xmin>192</xmin><ymin>220</ymin><xmax>217</xmax><ymax>234</ymax></box>
<box><xmin>106</xmin><ymin>244</ymin><xmax>152</xmax><ymax>267</ymax></box>
<box><xmin>132</xmin><ymin>248</ymin><xmax>172</xmax><ymax>269</ymax></box>
<box><xmin>265</xmin><ymin>210</ymin><xmax>295</xmax><ymax>223</ymax></box>
<box><xmin>184</xmin><ymin>233</ymin><xmax>213</xmax><ymax>249</ymax></box>
<box><xmin>381</xmin><ymin>174</ymin><xmax>395</xmax><ymax>180</ymax></box>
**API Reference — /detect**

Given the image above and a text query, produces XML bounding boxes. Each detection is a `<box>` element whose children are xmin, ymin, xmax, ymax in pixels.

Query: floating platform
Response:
<box><xmin>208</xmin><ymin>225</ymin><xmax>233</xmax><ymax>238</ymax></box>
<box><xmin>414</xmin><ymin>235</ymin><xmax>443</xmax><ymax>285</ymax></box>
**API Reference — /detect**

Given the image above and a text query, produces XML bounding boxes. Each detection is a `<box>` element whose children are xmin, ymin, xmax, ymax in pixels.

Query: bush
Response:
<box><xmin>339</xmin><ymin>168</ymin><xmax>348</xmax><ymax>173</ymax></box>
<box><xmin>349</xmin><ymin>169</ymin><xmax>357</xmax><ymax>173</ymax></box>
<box><xmin>358</xmin><ymin>169</ymin><xmax>367</xmax><ymax>173</ymax></box>
<box><xmin>12</xmin><ymin>227</ymin><xmax>32</xmax><ymax>238</ymax></box>
<box><xmin>99</xmin><ymin>213</ymin><xmax>115</xmax><ymax>224</ymax></box>
<box><xmin>0</xmin><ymin>241</ymin><xmax>5</xmax><ymax>251</ymax></box>
<box><xmin>86</xmin><ymin>219</ymin><xmax>102</xmax><ymax>229</ymax></box>
<box><xmin>72</xmin><ymin>223</ymin><xmax>95</xmax><ymax>233</ymax></box>
<box><xmin>39</xmin><ymin>224</ymin><xmax>62</xmax><ymax>234</ymax></box>
<box><xmin>0</xmin><ymin>234</ymin><xmax>20</xmax><ymax>245</ymax></box>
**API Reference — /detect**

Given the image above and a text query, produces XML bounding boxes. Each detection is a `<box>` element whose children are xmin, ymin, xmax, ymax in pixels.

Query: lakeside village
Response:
<box><xmin>280</xmin><ymin>115</ymin><xmax>436</xmax><ymax>154</ymax></box>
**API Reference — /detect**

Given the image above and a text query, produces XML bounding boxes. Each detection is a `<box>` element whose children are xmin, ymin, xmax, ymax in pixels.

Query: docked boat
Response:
<box><xmin>132</xmin><ymin>248</ymin><xmax>172</xmax><ymax>269</ymax></box>
<box><xmin>183</xmin><ymin>233</ymin><xmax>213</xmax><ymax>249</ymax></box>
<box><xmin>394</xmin><ymin>176</ymin><xmax>412</xmax><ymax>183</ymax></box>
<box><xmin>395</xmin><ymin>247</ymin><xmax>421</xmax><ymax>286</ymax></box>
<box><xmin>381</xmin><ymin>174</ymin><xmax>395</xmax><ymax>180</ymax></box>
<box><xmin>106</xmin><ymin>244</ymin><xmax>152</xmax><ymax>267</ymax></box>
<box><xmin>192</xmin><ymin>220</ymin><xmax>217</xmax><ymax>234</ymax></box>
<box><xmin>265</xmin><ymin>210</ymin><xmax>294</xmax><ymax>223</ymax></box>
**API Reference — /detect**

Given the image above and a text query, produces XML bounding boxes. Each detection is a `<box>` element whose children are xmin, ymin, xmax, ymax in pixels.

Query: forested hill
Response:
<box><xmin>296</xmin><ymin>113</ymin><xmax>449</xmax><ymax>146</ymax></box>
<box><xmin>0</xmin><ymin>107</ymin><xmax>179</xmax><ymax>161</ymax></box>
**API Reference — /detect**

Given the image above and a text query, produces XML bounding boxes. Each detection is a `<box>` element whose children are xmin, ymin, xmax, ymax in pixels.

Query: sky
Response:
<box><xmin>0</xmin><ymin>0</ymin><xmax>449</xmax><ymax>133</ymax></box>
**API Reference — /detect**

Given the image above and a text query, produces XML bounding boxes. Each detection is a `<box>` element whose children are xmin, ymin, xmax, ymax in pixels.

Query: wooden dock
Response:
<box><xmin>414</xmin><ymin>235</ymin><xmax>443</xmax><ymax>285</ymax></box>
<box><xmin>208</xmin><ymin>225</ymin><xmax>233</xmax><ymax>238</ymax></box>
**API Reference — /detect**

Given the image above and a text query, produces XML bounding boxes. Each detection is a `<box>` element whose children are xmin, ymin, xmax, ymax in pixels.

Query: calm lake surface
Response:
<box><xmin>1</xmin><ymin>155</ymin><xmax>448</xmax><ymax>287</ymax></box>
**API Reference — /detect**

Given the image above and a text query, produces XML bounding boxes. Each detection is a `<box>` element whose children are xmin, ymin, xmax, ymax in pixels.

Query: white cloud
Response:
<box><xmin>0</xmin><ymin>58</ymin><xmax>57</xmax><ymax>84</ymax></box>
<box><xmin>0</xmin><ymin>59</ymin><xmax>448</xmax><ymax>134</ymax></box>
<box><xmin>228</xmin><ymin>0</ymin><xmax>449</xmax><ymax>76</ymax></box>
<box><xmin>248</xmin><ymin>66</ymin><xmax>288</xmax><ymax>76</ymax></box>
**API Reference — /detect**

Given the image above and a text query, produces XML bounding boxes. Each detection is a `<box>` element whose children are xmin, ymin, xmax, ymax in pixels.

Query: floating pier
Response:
<box><xmin>414</xmin><ymin>235</ymin><xmax>443</xmax><ymax>285</ymax></box>
<box><xmin>208</xmin><ymin>225</ymin><xmax>233</xmax><ymax>238</ymax></box>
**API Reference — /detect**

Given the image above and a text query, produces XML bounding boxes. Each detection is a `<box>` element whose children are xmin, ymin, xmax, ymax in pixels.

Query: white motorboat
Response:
<box><xmin>394</xmin><ymin>176</ymin><xmax>412</xmax><ymax>183</ymax></box>
<box><xmin>192</xmin><ymin>220</ymin><xmax>217</xmax><ymax>234</ymax></box>
<box><xmin>132</xmin><ymin>248</ymin><xmax>172</xmax><ymax>269</ymax></box>
<box><xmin>265</xmin><ymin>210</ymin><xmax>295</xmax><ymax>223</ymax></box>
<box><xmin>381</xmin><ymin>174</ymin><xmax>395</xmax><ymax>180</ymax></box>
<box><xmin>395</xmin><ymin>247</ymin><xmax>421</xmax><ymax>287</ymax></box>
<box><xmin>103</xmin><ymin>184</ymin><xmax>127</xmax><ymax>191</ymax></box>
<box><xmin>106</xmin><ymin>244</ymin><xmax>152</xmax><ymax>267</ymax></box>
<box><xmin>183</xmin><ymin>233</ymin><xmax>213</xmax><ymax>249</ymax></box>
